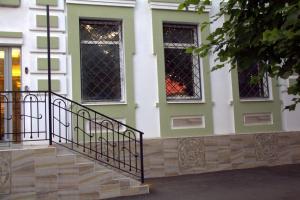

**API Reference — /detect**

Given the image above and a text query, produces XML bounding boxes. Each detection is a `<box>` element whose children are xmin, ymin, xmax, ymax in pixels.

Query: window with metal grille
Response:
<box><xmin>80</xmin><ymin>20</ymin><xmax>123</xmax><ymax>102</ymax></box>
<box><xmin>163</xmin><ymin>23</ymin><xmax>202</xmax><ymax>101</ymax></box>
<box><xmin>238</xmin><ymin>63</ymin><xmax>269</xmax><ymax>99</ymax></box>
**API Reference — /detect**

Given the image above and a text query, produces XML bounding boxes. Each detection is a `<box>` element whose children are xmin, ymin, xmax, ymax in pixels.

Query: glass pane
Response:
<box><xmin>80</xmin><ymin>20</ymin><xmax>122</xmax><ymax>102</ymax></box>
<box><xmin>238</xmin><ymin>64</ymin><xmax>269</xmax><ymax>98</ymax></box>
<box><xmin>165</xmin><ymin>48</ymin><xmax>195</xmax><ymax>97</ymax></box>
<box><xmin>163</xmin><ymin>24</ymin><xmax>196</xmax><ymax>44</ymax></box>
<box><xmin>11</xmin><ymin>48</ymin><xmax>21</xmax><ymax>141</ymax></box>
<box><xmin>81</xmin><ymin>44</ymin><xmax>121</xmax><ymax>101</ymax></box>
<box><xmin>0</xmin><ymin>50</ymin><xmax>4</xmax><ymax>140</ymax></box>
<box><xmin>80</xmin><ymin>20</ymin><xmax>120</xmax><ymax>42</ymax></box>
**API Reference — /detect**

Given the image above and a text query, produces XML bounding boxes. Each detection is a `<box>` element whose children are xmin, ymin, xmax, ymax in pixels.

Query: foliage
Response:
<box><xmin>179</xmin><ymin>0</ymin><xmax>300</xmax><ymax>110</ymax></box>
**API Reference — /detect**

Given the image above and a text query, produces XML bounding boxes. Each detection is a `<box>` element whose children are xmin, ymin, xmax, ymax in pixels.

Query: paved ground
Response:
<box><xmin>114</xmin><ymin>164</ymin><xmax>300</xmax><ymax>200</ymax></box>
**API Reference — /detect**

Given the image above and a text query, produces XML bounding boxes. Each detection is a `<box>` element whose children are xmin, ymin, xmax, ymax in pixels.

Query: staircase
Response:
<box><xmin>55</xmin><ymin>146</ymin><xmax>149</xmax><ymax>199</ymax></box>
<box><xmin>0</xmin><ymin>90</ymin><xmax>148</xmax><ymax>199</ymax></box>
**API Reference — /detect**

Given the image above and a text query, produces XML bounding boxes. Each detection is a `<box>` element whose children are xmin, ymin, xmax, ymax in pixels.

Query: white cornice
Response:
<box><xmin>149</xmin><ymin>2</ymin><xmax>211</xmax><ymax>12</ymax></box>
<box><xmin>66</xmin><ymin>0</ymin><xmax>136</xmax><ymax>8</ymax></box>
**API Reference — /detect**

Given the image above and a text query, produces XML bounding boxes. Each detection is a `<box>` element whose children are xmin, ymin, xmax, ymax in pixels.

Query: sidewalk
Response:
<box><xmin>114</xmin><ymin>164</ymin><xmax>300</xmax><ymax>200</ymax></box>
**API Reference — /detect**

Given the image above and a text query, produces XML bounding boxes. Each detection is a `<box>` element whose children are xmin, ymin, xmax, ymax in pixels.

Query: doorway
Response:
<box><xmin>0</xmin><ymin>47</ymin><xmax>21</xmax><ymax>142</ymax></box>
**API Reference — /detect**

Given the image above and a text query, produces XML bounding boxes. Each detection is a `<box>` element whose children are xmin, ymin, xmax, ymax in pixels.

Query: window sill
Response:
<box><xmin>82</xmin><ymin>101</ymin><xmax>127</xmax><ymax>106</ymax></box>
<box><xmin>167</xmin><ymin>100</ymin><xmax>205</xmax><ymax>104</ymax></box>
<box><xmin>240</xmin><ymin>98</ymin><xmax>273</xmax><ymax>103</ymax></box>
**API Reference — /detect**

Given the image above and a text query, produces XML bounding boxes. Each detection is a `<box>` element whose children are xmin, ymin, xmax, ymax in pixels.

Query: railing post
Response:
<box><xmin>140</xmin><ymin>132</ymin><xmax>144</xmax><ymax>183</ymax></box>
<box><xmin>46</xmin><ymin>5</ymin><xmax>52</xmax><ymax>145</ymax></box>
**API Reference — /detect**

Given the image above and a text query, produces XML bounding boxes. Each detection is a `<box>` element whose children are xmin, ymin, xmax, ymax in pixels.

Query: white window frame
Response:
<box><xmin>163</xmin><ymin>23</ymin><xmax>202</xmax><ymax>102</ymax></box>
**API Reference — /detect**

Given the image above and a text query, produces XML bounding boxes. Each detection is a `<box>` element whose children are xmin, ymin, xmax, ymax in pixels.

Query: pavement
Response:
<box><xmin>113</xmin><ymin>164</ymin><xmax>300</xmax><ymax>200</ymax></box>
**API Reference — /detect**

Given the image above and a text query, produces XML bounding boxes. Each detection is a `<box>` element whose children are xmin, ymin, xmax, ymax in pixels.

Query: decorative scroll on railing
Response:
<box><xmin>0</xmin><ymin>91</ymin><xmax>48</xmax><ymax>143</ymax></box>
<box><xmin>51</xmin><ymin>92</ymin><xmax>144</xmax><ymax>182</ymax></box>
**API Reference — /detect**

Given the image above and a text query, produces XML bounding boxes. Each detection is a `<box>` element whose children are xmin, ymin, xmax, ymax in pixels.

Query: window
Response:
<box><xmin>163</xmin><ymin>23</ymin><xmax>202</xmax><ymax>101</ymax></box>
<box><xmin>80</xmin><ymin>20</ymin><xmax>123</xmax><ymax>102</ymax></box>
<box><xmin>238</xmin><ymin>63</ymin><xmax>269</xmax><ymax>99</ymax></box>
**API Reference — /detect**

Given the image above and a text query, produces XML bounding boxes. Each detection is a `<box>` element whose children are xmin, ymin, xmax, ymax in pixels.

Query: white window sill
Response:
<box><xmin>240</xmin><ymin>98</ymin><xmax>273</xmax><ymax>102</ymax></box>
<box><xmin>82</xmin><ymin>101</ymin><xmax>127</xmax><ymax>106</ymax></box>
<box><xmin>167</xmin><ymin>100</ymin><xmax>205</xmax><ymax>104</ymax></box>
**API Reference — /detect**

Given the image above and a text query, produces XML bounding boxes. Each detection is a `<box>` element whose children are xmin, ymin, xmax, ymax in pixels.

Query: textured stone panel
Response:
<box><xmin>0</xmin><ymin>151</ymin><xmax>11</xmax><ymax>195</ymax></box>
<box><xmin>255</xmin><ymin>134</ymin><xmax>279</xmax><ymax>162</ymax></box>
<box><xmin>178</xmin><ymin>138</ymin><xmax>205</xmax><ymax>171</ymax></box>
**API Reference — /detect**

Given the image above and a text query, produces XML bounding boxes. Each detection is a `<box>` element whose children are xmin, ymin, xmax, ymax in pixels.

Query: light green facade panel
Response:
<box><xmin>0</xmin><ymin>0</ymin><xmax>20</xmax><ymax>7</ymax></box>
<box><xmin>37</xmin><ymin>58</ymin><xmax>60</xmax><ymax>71</ymax></box>
<box><xmin>67</xmin><ymin>4</ymin><xmax>136</xmax><ymax>127</ymax></box>
<box><xmin>37</xmin><ymin>36</ymin><xmax>59</xmax><ymax>49</ymax></box>
<box><xmin>0</xmin><ymin>31</ymin><xmax>22</xmax><ymax>38</ymax></box>
<box><xmin>36</xmin><ymin>0</ymin><xmax>58</xmax><ymax>6</ymax></box>
<box><xmin>231</xmin><ymin>69</ymin><xmax>282</xmax><ymax>133</ymax></box>
<box><xmin>152</xmin><ymin>9</ymin><xmax>214</xmax><ymax>137</ymax></box>
<box><xmin>36</xmin><ymin>15</ymin><xmax>59</xmax><ymax>28</ymax></box>
<box><xmin>38</xmin><ymin>80</ymin><xmax>60</xmax><ymax>92</ymax></box>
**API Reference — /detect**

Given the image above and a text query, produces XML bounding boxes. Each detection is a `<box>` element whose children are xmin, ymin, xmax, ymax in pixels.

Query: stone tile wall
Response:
<box><xmin>143</xmin><ymin>132</ymin><xmax>300</xmax><ymax>178</ymax></box>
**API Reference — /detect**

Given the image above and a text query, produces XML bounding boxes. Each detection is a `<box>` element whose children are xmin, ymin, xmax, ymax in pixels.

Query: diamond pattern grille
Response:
<box><xmin>163</xmin><ymin>24</ymin><xmax>202</xmax><ymax>101</ymax></box>
<box><xmin>238</xmin><ymin>64</ymin><xmax>269</xmax><ymax>98</ymax></box>
<box><xmin>80</xmin><ymin>20</ymin><xmax>122</xmax><ymax>102</ymax></box>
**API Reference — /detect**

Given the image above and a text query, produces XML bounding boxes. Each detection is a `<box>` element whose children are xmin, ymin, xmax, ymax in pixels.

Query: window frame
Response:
<box><xmin>79</xmin><ymin>19</ymin><xmax>126</xmax><ymax>103</ymax></box>
<box><xmin>237</xmin><ymin>63</ymin><xmax>272</xmax><ymax>101</ymax></box>
<box><xmin>162</xmin><ymin>23</ymin><xmax>203</xmax><ymax>102</ymax></box>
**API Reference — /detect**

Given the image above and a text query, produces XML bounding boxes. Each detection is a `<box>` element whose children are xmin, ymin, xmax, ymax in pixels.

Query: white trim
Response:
<box><xmin>0</xmin><ymin>38</ymin><xmax>23</xmax><ymax>45</ymax></box>
<box><xmin>171</xmin><ymin>115</ymin><xmax>205</xmax><ymax>129</ymax></box>
<box><xmin>150</xmin><ymin>2</ymin><xmax>211</xmax><ymax>12</ymax></box>
<box><xmin>66</xmin><ymin>0</ymin><xmax>136</xmax><ymax>8</ymax></box>
<box><xmin>243</xmin><ymin>112</ymin><xmax>273</xmax><ymax>126</ymax></box>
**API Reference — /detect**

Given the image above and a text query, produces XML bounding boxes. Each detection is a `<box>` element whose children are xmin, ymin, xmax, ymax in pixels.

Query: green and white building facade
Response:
<box><xmin>0</xmin><ymin>0</ymin><xmax>299</xmax><ymax>139</ymax></box>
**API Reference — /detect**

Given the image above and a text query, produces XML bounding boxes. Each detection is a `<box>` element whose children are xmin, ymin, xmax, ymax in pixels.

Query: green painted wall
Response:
<box><xmin>231</xmin><ymin>68</ymin><xmax>282</xmax><ymax>133</ymax></box>
<box><xmin>67</xmin><ymin>4</ymin><xmax>136</xmax><ymax>127</ymax></box>
<box><xmin>0</xmin><ymin>31</ymin><xmax>22</xmax><ymax>38</ymax></box>
<box><xmin>36</xmin><ymin>0</ymin><xmax>57</xmax><ymax>6</ymax></box>
<box><xmin>37</xmin><ymin>58</ymin><xmax>60</xmax><ymax>71</ymax></box>
<box><xmin>36</xmin><ymin>15</ymin><xmax>59</xmax><ymax>28</ymax></box>
<box><xmin>0</xmin><ymin>0</ymin><xmax>20</xmax><ymax>7</ymax></box>
<box><xmin>38</xmin><ymin>80</ymin><xmax>60</xmax><ymax>92</ymax></box>
<box><xmin>37</xmin><ymin>36</ymin><xmax>59</xmax><ymax>49</ymax></box>
<box><xmin>152</xmin><ymin>9</ymin><xmax>213</xmax><ymax>137</ymax></box>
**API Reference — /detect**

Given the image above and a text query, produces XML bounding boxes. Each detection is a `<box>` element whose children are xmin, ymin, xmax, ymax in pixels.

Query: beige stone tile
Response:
<box><xmin>0</xmin><ymin>151</ymin><xmax>11</xmax><ymax>195</ymax></box>
<box><xmin>35</xmin><ymin>175</ymin><xmax>58</xmax><ymax>193</ymax></box>
<box><xmin>9</xmin><ymin>192</ymin><xmax>36</xmax><ymax>200</ymax></box>
<box><xmin>58</xmin><ymin>190</ymin><xmax>79</xmax><ymax>200</ymax></box>
<box><xmin>11</xmin><ymin>149</ymin><xmax>34</xmax><ymax>177</ymax></box>
<box><xmin>11</xmin><ymin>176</ymin><xmax>35</xmax><ymax>193</ymax></box>
<box><xmin>99</xmin><ymin>183</ymin><xmax>120</xmax><ymax>199</ymax></box>
<box><xmin>36</xmin><ymin>191</ymin><xmax>58</xmax><ymax>200</ymax></box>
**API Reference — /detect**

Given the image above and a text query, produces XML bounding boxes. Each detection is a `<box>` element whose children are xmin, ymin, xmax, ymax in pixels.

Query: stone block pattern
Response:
<box><xmin>144</xmin><ymin>132</ymin><xmax>300</xmax><ymax>178</ymax></box>
<box><xmin>0</xmin><ymin>147</ymin><xmax>149</xmax><ymax>200</ymax></box>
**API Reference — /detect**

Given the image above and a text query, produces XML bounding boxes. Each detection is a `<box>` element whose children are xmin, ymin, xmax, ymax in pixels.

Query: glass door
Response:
<box><xmin>0</xmin><ymin>47</ymin><xmax>21</xmax><ymax>142</ymax></box>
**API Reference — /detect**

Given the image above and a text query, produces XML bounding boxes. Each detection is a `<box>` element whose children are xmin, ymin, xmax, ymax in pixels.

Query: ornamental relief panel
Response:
<box><xmin>178</xmin><ymin>138</ymin><xmax>205</xmax><ymax>170</ymax></box>
<box><xmin>0</xmin><ymin>152</ymin><xmax>11</xmax><ymax>195</ymax></box>
<box><xmin>255</xmin><ymin>134</ymin><xmax>279</xmax><ymax>162</ymax></box>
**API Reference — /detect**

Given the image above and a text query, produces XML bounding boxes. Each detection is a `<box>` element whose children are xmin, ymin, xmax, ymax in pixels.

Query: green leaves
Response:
<box><xmin>179</xmin><ymin>0</ymin><xmax>300</xmax><ymax>110</ymax></box>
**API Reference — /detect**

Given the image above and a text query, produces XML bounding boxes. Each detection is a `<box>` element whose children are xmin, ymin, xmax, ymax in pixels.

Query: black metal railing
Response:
<box><xmin>0</xmin><ymin>90</ymin><xmax>144</xmax><ymax>182</ymax></box>
<box><xmin>0</xmin><ymin>91</ymin><xmax>48</xmax><ymax>143</ymax></box>
<box><xmin>51</xmin><ymin>92</ymin><xmax>144</xmax><ymax>182</ymax></box>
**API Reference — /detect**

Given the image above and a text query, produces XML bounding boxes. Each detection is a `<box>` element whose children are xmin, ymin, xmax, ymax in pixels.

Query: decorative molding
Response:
<box><xmin>150</xmin><ymin>2</ymin><xmax>211</xmax><ymax>12</ymax></box>
<box><xmin>66</xmin><ymin>0</ymin><xmax>136</xmax><ymax>8</ymax></box>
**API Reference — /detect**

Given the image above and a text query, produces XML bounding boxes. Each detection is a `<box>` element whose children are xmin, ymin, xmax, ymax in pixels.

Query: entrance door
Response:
<box><xmin>0</xmin><ymin>47</ymin><xmax>21</xmax><ymax>142</ymax></box>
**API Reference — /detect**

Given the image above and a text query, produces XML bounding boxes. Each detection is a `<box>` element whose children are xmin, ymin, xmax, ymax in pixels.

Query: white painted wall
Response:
<box><xmin>209</xmin><ymin>0</ymin><xmax>235</xmax><ymax>135</ymax></box>
<box><xmin>133</xmin><ymin>0</ymin><xmax>160</xmax><ymax>138</ymax></box>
